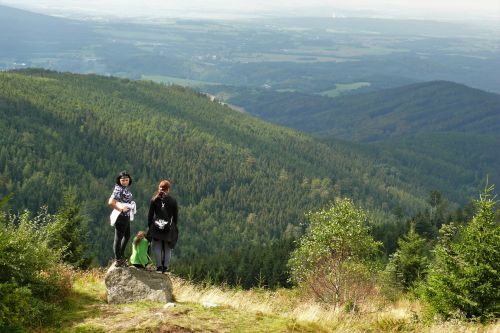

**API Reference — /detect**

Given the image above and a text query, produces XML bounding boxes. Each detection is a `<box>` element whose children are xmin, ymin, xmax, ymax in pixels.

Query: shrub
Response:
<box><xmin>0</xmin><ymin>208</ymin><xmax>63</xmax><ymax>292</ymax></box>
<box><xmin>0</xmin><ymin>282</ymin><xmax>34</xmax><ymax>332</ymax></box>
<box><xmin>288</xmin><ymin>198</ymin><xmax>382</xmax><ymax>309</ymax></box>
<box><xmin>0</xmin><ymin>206</ymin><xmax>72</xmax><ymax>330</ymax></box>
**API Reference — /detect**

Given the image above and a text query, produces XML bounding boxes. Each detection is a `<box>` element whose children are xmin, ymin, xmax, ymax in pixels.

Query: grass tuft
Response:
<box><xmin>37</xmin><ymin>271</ymin><xmax>499</xmax><ymax>332</ymax></box>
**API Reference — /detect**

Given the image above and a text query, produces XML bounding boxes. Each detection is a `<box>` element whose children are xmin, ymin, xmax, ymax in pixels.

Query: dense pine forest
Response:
<box><xmin>215</xmin><ymin>81</ymin><xmax>500</xmax><ymax>139</ymax></box>
<box><xmin>204</xmin><ymin>81</ymin><xmax>500</xmax><ymax>204</ymax></box>
<box><xmin>1</xmin><ymin>69</ymin><xmax>434</xmax><ymax>281</ymax></box>
<box><xmin>1</xmin><ymin>69</ymin><xmax>499</xmax><ymax>332</ymax></box>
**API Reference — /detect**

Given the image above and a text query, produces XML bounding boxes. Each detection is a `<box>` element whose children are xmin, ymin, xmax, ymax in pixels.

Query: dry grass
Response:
<box><xmin>171</xmin><ymin>276</ymin><xmax>499</xmax><ymax>333</ymax></box>
<box><xmin>72</xmin><ymin>267</ymin><xmax>108</xmax><ymax>301</ymax></box>
<box><xmin>45</xmin><ymin>270</ymin><xmax>498</xmax><ymax>333</ymax></box>
<box><xmin>425</xmin><ymin>321</ymin><xmax>500</xmax><ymax>333</ymax></box>
<box><xmin>172</xmin><ymin>276</ymin><xmax>282</xmax><ymax>314</ymax></box>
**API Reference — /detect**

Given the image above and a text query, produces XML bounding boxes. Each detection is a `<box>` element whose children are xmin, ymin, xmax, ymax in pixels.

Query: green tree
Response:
<box><xmin>386</xmin><ymin>223</ymin><xmax>428</xmax><ymax>291</ymax></box>
<box><xmin>0</xmin><ymin>69</ymin><xmax>443</xmax><ymax>282</ymax></box>
<box><xmin>0</xmin><ymin>207</ymin><xmax>69</xmax><ymax>330</ymax></box>
<box><xmin>49</xmin><ymin>188</ymin><xmax>91</xmax><ymax>268</ymax></box>
<box><xmin>288</xmin><ymin>198</ymin><xmax>382</xmax><ymax>309</ymax></box>
<box><xmin>424</xmin><ymin>183</ymin><xmax>500</xmax><ymax>321</ymax></box>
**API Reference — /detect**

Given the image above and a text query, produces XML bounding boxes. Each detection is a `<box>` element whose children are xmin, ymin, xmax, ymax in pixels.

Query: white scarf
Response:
<box><xmin>110</xmin><ymin>201</ymin><xmax>136</xmax><ymax>226</ymax></box>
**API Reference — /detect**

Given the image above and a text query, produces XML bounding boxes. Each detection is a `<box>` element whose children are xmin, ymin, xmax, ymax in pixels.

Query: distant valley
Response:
<box><xmin>1</xmin><ymin>4</ymin><xmax>499</xmax><ymax>94</ymax></box>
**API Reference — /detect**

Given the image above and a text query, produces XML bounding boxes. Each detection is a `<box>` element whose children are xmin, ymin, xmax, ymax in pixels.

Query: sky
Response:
<box><xmin>1</xmin><ymin>0</ymin><xmax>499</xmax><ymax>21</ymax></box>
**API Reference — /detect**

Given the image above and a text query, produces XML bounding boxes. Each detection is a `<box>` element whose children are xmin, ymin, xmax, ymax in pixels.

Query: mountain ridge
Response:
<box><xmin>1</xmin><ymin>69</ymin><xmax>429</xmax><ymax>270</ymax></box>
<box><xmin>218</xmin><ymin>80</ymin><xmax>500</xmax><ymax>142</ymax></box>
<box><xmin>203</xmin><ymin>79</ymin><xmax>500</xmax><ymax>203</ymax></box>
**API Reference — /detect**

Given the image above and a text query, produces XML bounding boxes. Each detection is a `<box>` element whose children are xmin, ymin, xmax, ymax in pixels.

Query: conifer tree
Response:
<box><xmin>386</xmin><ymin>223</ymin><xmax>428</xmax><ymax>291</ymax></box>
<box><xmin>50</xmin><ymin>188</ymin><xmax>92</xmax><ymax>268</ymax></box>
<box><xmin>424</xmin><ymin>183</ymin><xmax>499</xmax><ymax>321</ymax></box>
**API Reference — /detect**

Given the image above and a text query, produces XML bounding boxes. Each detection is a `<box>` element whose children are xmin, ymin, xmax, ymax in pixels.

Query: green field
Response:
<box><xmin>286</xmin><ymin>45</ymin><xmax>407</xmax><ymax>58</ymax></box>
<box><xmin>234</xmin><ymin>52</ymin><xmax>350</xmax><ymax>63</ymax></box>
<box><xmin>319</xmin><ymin>82</ymin><xmax>371</xmax><ymax>97</ymax></box>
<box><xmin>141</xmin><ymin>74</ymin><xmax>220</xmax><ymax>87</ymax></box>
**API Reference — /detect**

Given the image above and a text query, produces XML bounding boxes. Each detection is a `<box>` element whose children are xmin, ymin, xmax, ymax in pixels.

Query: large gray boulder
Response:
<box><xmin>105</xmin><ymin>263</ymin><xmax>173</xmax><ymax>304</ymax></box>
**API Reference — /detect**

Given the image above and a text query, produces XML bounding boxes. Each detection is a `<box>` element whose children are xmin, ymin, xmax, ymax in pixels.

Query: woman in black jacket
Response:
<box><xmin>148</xmin><ymin>179</ymin><xmax>178</xmax><ymax>273</ymax></box>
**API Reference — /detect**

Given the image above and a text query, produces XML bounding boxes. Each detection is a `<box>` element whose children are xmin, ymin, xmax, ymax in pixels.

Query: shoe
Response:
<box><xmin>116</xmin><ymin>259</ymin><xmax>127</xmax><ymax>267</ymax></box>
<box><xmin>162</xmin><ymin>266</ymin><xmax>169</xmax><ymax>273</ymax></box>
<box><xmin>156</xmin><ymin>266</ymin><xmax>164</xmax><ymax>273</ymax></box>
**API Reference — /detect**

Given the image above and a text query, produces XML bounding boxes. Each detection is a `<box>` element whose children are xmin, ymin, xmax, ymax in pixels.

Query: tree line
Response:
<box><xmin>1</xmin><ymin>69</ymin><xmax>431</xmax><ymax>270</ymax></box>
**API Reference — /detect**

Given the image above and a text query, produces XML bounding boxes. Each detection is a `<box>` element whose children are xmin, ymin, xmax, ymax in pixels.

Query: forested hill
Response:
<box><xmin>208</xmin><ymin>81</ymin><xmax>500</xmax><ymax>204</ymax></box>
<box><xmin>0</xmin><ymin>69</ymin><xmax>430</xmax><ymax>271</ymax></box>
<box><xmin>318</xmin><ymin>81</ymin><xmax>500</xmax><ymax>141</ymax></box>
<box><xmin>221</xmin><ymin>80</ymin><xmax>500</xmax><ymax>142</ymax></box>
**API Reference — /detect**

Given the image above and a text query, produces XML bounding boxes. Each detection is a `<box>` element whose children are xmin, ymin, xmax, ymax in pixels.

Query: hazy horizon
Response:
<box><xmin>1</xmin><ymin>0</ymin><xmax>499</xmax><ymax>21</ymax></box>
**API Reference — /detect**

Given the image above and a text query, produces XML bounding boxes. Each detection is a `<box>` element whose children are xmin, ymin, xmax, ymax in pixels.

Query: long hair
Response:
<box><xmin>134</xmin><ymin>231</ymin><xmax>146</xmax><ymax>246</ymax></box>
<box><xmin>153</xmin><ymin>179</ymin><xmax>171</xmax><ymax>200</ymax></box>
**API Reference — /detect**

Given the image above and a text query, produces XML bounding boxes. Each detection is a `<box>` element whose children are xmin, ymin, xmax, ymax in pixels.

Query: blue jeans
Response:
<box><xmin>152</xmin><ymin>239</ymin><xmax>171</xmax><ymax>268</ymax></box>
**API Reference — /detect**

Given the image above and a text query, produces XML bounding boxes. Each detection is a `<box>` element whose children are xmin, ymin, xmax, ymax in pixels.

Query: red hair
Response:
<box><xmin>153</xmin><ymin>179</ymin><xmax>171</xmax><ymax>199</ymax></box>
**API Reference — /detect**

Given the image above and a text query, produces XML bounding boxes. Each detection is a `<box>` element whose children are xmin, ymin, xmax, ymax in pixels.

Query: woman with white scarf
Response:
<box><xmin>108</xmin><ymin>171</ymin><xmax>135</xmax><ymax>267</ymax></box>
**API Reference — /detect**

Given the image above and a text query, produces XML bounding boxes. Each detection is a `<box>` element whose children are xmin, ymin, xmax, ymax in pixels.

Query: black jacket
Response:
<box><xmin>147</xmin><ymin>194</ymin><xmax>178</xmax><ymax>247</ymax></box>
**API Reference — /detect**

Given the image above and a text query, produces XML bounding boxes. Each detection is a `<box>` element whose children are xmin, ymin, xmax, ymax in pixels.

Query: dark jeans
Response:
<box><xmin>113</xmin><ymin>214</ymin><xmax>130</xmax><ymax>260</ymax></box>
<box><xmin>152</xmin><ymin>239</ymin><xmax>172</xmax><ymax>268</ymax></box>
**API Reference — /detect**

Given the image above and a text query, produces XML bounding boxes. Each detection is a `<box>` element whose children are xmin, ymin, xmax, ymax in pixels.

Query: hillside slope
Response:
<box><xmin>38</xmin><ymin>270</ymin><xmax>498</xmax><ymax>333</ymax></box>
<box><xmin>218</xmin><ymin>81</ymin><xmax>500</xmax><ymax>141</ymax></box>
<box><xmin>0</xmin><ymin>69</ymin><xmax>429</xmax><ymax>274</ymax></box>
<box><xmin>206</xmin><ymin>81</ymin><xmax>500</xmax><ymax>202</ymax></box>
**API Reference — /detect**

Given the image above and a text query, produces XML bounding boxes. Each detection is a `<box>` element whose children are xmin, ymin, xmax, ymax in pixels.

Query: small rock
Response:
<box><xmin>164</xmin><ymin>302</ymin><xmax>176</xmax><ymax>309</ymax></box>
<box><xmin>202</xmin><ymin>302</ymin><xmax>218</xmax><ymax>308</ymax></box>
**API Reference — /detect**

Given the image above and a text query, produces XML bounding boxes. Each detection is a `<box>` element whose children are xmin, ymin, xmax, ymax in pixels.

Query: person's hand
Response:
<box><xmin>121</xmin><ymin>206</ymin><xmax>130</xmax><ymax>213</ymax></box>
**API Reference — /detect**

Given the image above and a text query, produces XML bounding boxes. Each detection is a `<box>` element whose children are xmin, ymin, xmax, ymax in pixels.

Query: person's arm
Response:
<box><xmin>148</xmin><ymin>200</ymin><xmax>155</xmax><ymax>227</ymax></box>
<box><xmin>172</xmin><ymin>198</ymin><xmax>178</xmax><ymax>226</ymax></box>
<box><xmin>108</xmin><ymin>197</ymin><xmax>129</xmax><ymax>213</ymax></box>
